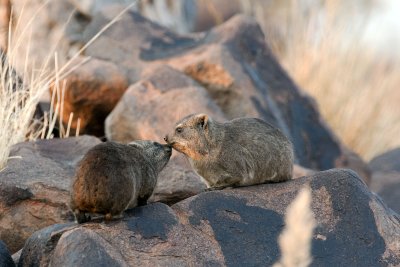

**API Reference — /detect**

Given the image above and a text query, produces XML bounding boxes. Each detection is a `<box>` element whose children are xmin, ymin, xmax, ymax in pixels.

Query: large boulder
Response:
<box><xmin>0</xmin><ymin>136</ymin><xmax>101</xmax><ymax>253</ymax></box>
<box><xmin>0</xmin><ymin>240</ymin><xmax>14</xmax><ymax>267</ymax></box>
<box><xmin>17</xmin><ymin>169</ymin><xmax>400</xmax><ymax>266</ymax></box>
<box><xmin>105</xmin><ymin>64</ymin><xmax>226</xmax><ymax>142</ymax></box>
<box><xmin>369</xmin><ymin>148</ymin><xmax>400</xmax><ymax>214</ymax></box>
<box><xmin>53</xmin><ymin>57</ymin><xmax>129</xmax><ymax>136</ymax></box>
<box><xmin>106</xmin><ymin>65</ymin><xmax>222</xmax><ymax>203</ymax></box>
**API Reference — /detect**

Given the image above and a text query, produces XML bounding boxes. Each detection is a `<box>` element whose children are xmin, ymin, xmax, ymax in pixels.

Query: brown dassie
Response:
<box><xmin>70</xmin><ymin>140</ymin><xmax>172</xmax><ymax>223</ymax></box>
<box><xmin>165</xmin><ymin>114</ymin><xmax>294</xmax><ymax>189</ymax></box>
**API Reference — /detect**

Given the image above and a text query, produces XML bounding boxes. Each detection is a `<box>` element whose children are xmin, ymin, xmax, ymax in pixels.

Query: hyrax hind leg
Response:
<box><xmin>104</xmin><ymin>213</ymin><xmax>123</xmax><ymax>222</ymax></box>
<box><xmin>74</xmin><ymin>209</ymin><xmax>91</xmax><ymax>224</ymax></box>
<box><xmin>137</xmin><ymin>196</ymin><xmax>149</xmax><ymax>206</ymax></box>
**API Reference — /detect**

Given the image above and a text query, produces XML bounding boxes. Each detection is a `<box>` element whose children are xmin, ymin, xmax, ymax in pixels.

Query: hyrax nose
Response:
<box><xmin>164</xmin><ymin>135</ymin><xmax>168</xmax><ymax>143</ymax></box>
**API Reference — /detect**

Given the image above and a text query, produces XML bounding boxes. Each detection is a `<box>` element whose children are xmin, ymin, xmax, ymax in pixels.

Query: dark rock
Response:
<box><xmin>370</xmin><ymin>148</ymin><xmax>400</xmax><ymax>173</ymax></box>
<box><xmin>18</xmin><ymin>223</ymin><xmax>75</xmax><ymax>267</ymax></box>
<box><xmin>370</xmin><ymin>172</ymin><xmax>400</xmax><ymax>215</ymax></box>
<box><xmin>149</xmin><ymin>161</ymin><xmax>207</xmax><ymax>205</ymax></box>
<box><xmin>53</xmin><ymin>57</ymin><xmax>129</xmax><ymax>136</ymax></box>
<box><xmin>0</xmin><ymin>136</ymin><xmax>101</xmax><ymax>253</ymax></box>
<box><xmin>18</xmin><ymin>169</ymin><xmax>400</xmax><ymax>266</ymax></box>
<box><xmin>369</xmin><ymin>148</ymin><xmax>400</xmax><ymax>214</ymax></box>
<box><xmin>49</xmin><ymin>227</ymin><xmax>128</xmax><ymax>267</ymax></box>
<box><xmin>0</xmin><ymin>240</ymin><xmax>14</xmax><ymax>267</ymax></box>
<box><xmin>174</xmin><ymin>169</ymin><xmax>400</xmax><ymax>266</ymax></box>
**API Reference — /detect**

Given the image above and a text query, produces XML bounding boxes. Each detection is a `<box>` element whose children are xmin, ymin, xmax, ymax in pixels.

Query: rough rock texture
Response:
<box><xmin>0</xmin><ymin>240</ymin><xmax>14</xmax><ymax>267</ymax></box>
<box><xmin>0</xmin><ymin>136</ymin><xmax>101</xmax><ymax>253</ymax></box>
<box><xmin>106</xmin><ymin>65</ymin><xmax>220</xmax><ymax>204</ymax></box>
<box><xmin>53</xmin><ymin>57</ymin><xmax>129</xmax><ymax>136</ymax></box>
<box><xmin>148</xmin><ymin>158</ymin><xmax>207</xmax><ymax>205</ymax></box>
<box><xmin>105</xmin><ymin>65</ymin><xmax>226</xmax><ymax>142</ymax></box>
<box><xmin>369</xmin><ymin>148</ymin><xmax>400</xmax><ymax>214</ymax></box>
<box><xmin>18</xmin><ymin>169</ymin><xmax>400</xmax><ymax>266</ymax></box>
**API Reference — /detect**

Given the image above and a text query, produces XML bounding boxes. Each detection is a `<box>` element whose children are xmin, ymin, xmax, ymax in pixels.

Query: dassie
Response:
<box><xmin>70</xmin><ymin>140</ymin><xmax>172</xmax><ymax>223</ymax></box>
<box><xmin>165</xmin><ymin>114</ymin><xmax>294</xmax><ymax>189</ymax></box>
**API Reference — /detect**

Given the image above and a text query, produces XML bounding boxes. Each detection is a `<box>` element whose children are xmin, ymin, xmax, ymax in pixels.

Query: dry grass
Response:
<box><xmin>0</xmin><ymin>46</ymin><xmax>49</xmax><ymax>170</ymax></box>
<box><xmin>0</xmin><ymin>0</ymin><xmax>77</xmax><ymax>170</ymax></box>
<box><xmin>274</xmin><ymin>186</ymin><xmax>315</xmax><ymax>267</ymax></box>
<box><xmin>243</xmin><ymin>0</ymin><xmax>400</xmax><ymax>160</ymax></box>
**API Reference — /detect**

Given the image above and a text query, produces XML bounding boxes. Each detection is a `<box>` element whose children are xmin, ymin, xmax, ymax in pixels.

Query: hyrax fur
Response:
<box><xmin>70</xmin><ymin>140</ymin><xmax>172</xmax><ymax>223</ymax></box>
<box><xmin>165</xmin><ymin>114</ymin><xmax>294</xmax><ymax>189</ymax></box>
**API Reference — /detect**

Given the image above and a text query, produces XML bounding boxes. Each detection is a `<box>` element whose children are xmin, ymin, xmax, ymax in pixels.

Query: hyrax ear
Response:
<box><xmin>196</xmin><ymin>114</ymin><xmax>209</xmax><ymax>130</ymax></box>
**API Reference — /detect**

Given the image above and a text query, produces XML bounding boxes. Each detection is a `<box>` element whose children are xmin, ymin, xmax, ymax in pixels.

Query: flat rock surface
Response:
<box><xmin>18</xmin><ymin>169</ymin><xmax>400</xmax><ymax>266</ymax></box>
<box><xmin>0</xmin><ymin>136</ymin><xmax>101</xmax><ymax>253</ymax></box>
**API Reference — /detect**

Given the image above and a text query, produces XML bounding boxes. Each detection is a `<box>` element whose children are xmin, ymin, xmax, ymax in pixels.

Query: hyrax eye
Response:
<box><xmin>175</xmin><ymin>127</ymin><xmax>183</xmax><ymax>133</ymax></box>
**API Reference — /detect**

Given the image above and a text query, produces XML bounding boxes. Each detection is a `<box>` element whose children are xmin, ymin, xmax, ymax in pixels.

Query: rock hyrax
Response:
<box><xmin>70</xmin><ymin>140</ymin><xmax>172</xmax><ymax>223</ymax></box>
<box><xmin>165</xmin><ymin>114</ymin><xmax>294</xmax><ymax>189</ymax></box>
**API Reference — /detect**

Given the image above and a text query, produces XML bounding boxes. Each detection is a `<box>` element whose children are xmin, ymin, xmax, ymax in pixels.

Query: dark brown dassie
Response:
<box><xmin>165</xmin><ymin>114</ymin><xmax>294</xmax><ymax>189</ymax></box>
<box><xmin>70</xmin><ymin>141</ymin><xmax>172</xmax><ymax>223</ymax></box>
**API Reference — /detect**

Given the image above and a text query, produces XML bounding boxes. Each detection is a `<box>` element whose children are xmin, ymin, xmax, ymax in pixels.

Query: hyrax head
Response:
<box><xmin>164</xmin><ymin>113</ymin><xmax>210</xmax><ymax>160</ymax></box>
<box><xmin>128</xmin><ymin>140</ymin><xmax>172</xmax><ymax>173</ymax></box>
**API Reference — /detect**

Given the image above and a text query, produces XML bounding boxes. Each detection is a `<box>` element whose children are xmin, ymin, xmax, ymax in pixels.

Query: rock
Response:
<box><xmin>0</xmin><ymin>136</ymin><xmax>101</xmax><ymax>253</ymax></box>
<box><xmin>173</xmin><ymin>169</ymin><xmax>400</xmax><ymax>266</ymax></box>
<box><xmin>54</xmin><ymin>57</ymin><xmax>129</xmax><ymax>136</ymax></box>
<box><xmin>17</xmin><ymin>223</ymin><xmax>76</xmax><ymax>267</ymax></box>
<box><xmin>293</xmin><ymin>164</ymin><xmax>315</xmax><ymax>178</ymax></box>
<box><xmin>106</xmin><ymin>65</ymin><xmax>219</xmax><ymax>203</ymax></box>
<box><xmin>149</xmin><ymin>158</ymin><xmax>207</xmax><ymax>205</ymax></box>
<box><xmin>370</xmin><ymin>172</ymin><xmax>400</xmax><ymax>215</ymax></box>
<box><xmin>11</xmin><ymin>249</ymin><xmax>21</xmax><ymax>267</ymax></box>
<box><xmin>370</xmin><ymin>148</ymin><xmax>400</xmax><ymax>173</ymax></box>
<box><xmin>18</xmin><ymin>169</ymin><xmax>400</xmax><ymax>266</ymax></box>
<box><xmin>369</xmin><ymin>148</ymin><xmax>400</xmax><ymax>214</ymax></box>
<box><xmin>105</xmin><ymin>64</ymin><xmax>225</xmax><ymax>142</ymax></box>
<box><xmin>0</xmin><ymin>240</ymin><xmax>14</xmax><ymax>267</ymax></box>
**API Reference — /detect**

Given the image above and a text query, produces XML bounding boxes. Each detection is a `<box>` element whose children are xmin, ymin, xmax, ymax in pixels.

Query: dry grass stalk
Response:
<box><xmin>274</xmin><ymin>186</ymin><xmax>315</xmax><ymax>267</ymax></box>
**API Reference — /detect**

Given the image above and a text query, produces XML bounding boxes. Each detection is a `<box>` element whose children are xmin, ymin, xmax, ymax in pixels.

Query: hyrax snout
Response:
<box><xmin>165</xmin><ymin>113</ymin><xmax>294</xmax><ymax>189</ymax></box>
<box><xmin>70</xmin><ymin>140</ymin><xmax>172</xmax><ymax>223</ymax></box>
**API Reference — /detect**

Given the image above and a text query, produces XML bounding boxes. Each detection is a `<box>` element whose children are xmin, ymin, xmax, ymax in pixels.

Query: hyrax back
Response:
<box><xmin>70</xmin><ymin>141</ymin><xmax>172</xmax><ymax>223</ymax></box>
<box><xmin>165</xmin><ymin>114</ymin><xmax>294</xmax><ymax>189</ymax></box>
